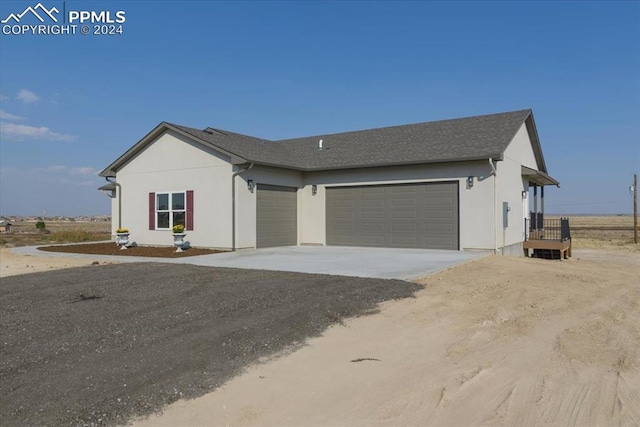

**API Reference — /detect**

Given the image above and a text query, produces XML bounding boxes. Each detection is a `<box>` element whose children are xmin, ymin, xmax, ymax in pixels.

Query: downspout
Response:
<box><xmin>106</xmin><ymin>176</ymin><xmax>122</xmax><ymax>229</ymax></box>
<box><xmin>488</xmin><ymin>159</ymin><xmax>498</xmax><ymax>254</ymax></box>
<box><xmin>231</xmin><ymin>163</ymin><xmax>254</xmax><ymax>251</ymax></box>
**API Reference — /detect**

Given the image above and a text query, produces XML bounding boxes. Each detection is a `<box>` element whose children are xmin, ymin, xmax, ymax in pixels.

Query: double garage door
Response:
<box><xmin>257</xmin><ymin>181</ymin><xmax>459</xmax><ymax>250</ymax></box>
<box><xmin>326</xmin><ymin>182</ymin><xmax>459</xmax><ymax>250</ymax></box>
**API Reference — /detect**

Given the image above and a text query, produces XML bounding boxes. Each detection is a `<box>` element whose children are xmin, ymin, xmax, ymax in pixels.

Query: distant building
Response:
<box><xmin>0</xmin><ymin>221</ymin><xmax>12</xmax><ymax>233</ymax></box>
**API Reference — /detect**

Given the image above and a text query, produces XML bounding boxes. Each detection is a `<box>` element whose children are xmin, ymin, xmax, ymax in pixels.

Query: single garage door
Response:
<box><xmin>256</xmin><ymin>184</ymin><xmax>297</xmax><ymax>248</ymax></box>
<box><xmin>326</xmin><ymin>182</ymin><xmax>458</xmax><ymax>250</ymax></box>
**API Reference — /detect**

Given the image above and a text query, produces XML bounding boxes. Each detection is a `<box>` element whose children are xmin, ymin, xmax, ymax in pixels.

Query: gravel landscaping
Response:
<box><xmin>0</xmin><ymin>263</ymin><xmax>421</xmax><ymax>426</ymax></box>
<box><xmin>38</xmin><ymin>242</ymin><xmax>223</xmax><ymax>258</ymax></box>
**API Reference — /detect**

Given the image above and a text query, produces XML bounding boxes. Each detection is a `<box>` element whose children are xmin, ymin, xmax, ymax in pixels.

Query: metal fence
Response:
<box><xmin>525</xmin><ymin>215</ymin><xmax>571</xmax><ymax>241</ymax></box>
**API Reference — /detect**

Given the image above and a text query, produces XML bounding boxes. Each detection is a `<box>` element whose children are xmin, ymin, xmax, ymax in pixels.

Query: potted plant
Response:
<box><xmin>172</xmin><ymin>224</ymin><xmax>186</xmax><ymax>252</ymax></box>
<box><xmin>115</xmin><ymin>227</ymin><xmax>130</xmax><ymax>250</ymax></box>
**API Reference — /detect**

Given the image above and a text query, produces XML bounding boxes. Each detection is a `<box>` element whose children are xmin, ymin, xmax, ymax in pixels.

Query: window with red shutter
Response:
<box><xmin>150</xmin><ymin>191</ymin><xmax>190</xmax><ymax>230</ymax></box>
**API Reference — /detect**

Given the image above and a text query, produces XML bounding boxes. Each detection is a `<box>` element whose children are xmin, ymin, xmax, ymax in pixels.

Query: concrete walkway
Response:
<box><xmin>12</xmin><ymin>245</ymin><xmax>488</xmax><ymax>280</ymax></box>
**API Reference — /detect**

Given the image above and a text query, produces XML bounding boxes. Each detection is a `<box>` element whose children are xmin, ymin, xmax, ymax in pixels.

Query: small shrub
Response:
<box><xmin>35</xmin><ymin>221</ymin><xmax>46</xmax><ymax>230</ymax></box>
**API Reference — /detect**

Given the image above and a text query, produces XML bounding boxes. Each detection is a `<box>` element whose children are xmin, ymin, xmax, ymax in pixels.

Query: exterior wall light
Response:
<box><xmin>467</xmin><ymin>176</ymin><xmax>474</xmax><ymax>188</ymax></box>
<box><xmin>247</xmin><ymin>179</ymin><xmax>255</xmax><ymax>193</ymax></box>
<box><xmin>312</xmin><ymin>184</ymin><xmax>317</xmax><ymax>195</ymax></box>
<box><xmin>522</xmin><ymin>190</ymin><xmax>527</xmax><ymax>199</ymax></box>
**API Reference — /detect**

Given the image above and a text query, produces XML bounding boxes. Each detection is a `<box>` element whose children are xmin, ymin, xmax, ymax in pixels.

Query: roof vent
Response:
<box><xmin>318</xmin><ymin>139</ymin><xmax>323</xmax><ymax>150</ymax></box>
<box><xmin>203</xmin><ymin>127</ymin><xmax>226</xmax><ymax>135</ymax></box>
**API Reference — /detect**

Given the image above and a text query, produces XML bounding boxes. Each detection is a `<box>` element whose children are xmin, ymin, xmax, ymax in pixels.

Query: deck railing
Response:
<box><xmin>525</xmin><ymin>215</ymin><xmax>571</xmax><ymax>241</ymax></box>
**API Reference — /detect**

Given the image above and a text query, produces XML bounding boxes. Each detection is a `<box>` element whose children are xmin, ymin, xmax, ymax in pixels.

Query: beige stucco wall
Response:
<box><xmin>496</xmin><ymin>123</ymin><xmax>541</xmax><ymax>249</ymax></box>
<box><xmin>113</xmin><ymin>130</ymin><xmax>233</xmax><ymax>248</ymax></box>
<box><xmin>504</xmin><ymin>123</ymin><xmax>538</xmax><ymax>170</ymax></box>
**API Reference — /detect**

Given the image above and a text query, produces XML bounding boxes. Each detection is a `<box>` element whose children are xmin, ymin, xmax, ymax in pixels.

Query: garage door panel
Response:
<box><xmin>333</xmin><ymin>224</ymin><xmax>357</xmax><ymax>233</ymax></box>
<box><xmin>326</xmin><ymin>182</ymin><xmax>458</xmax><ymax>250</ymax></box>
<box><xmin>391</xmin><ymin>236</ymin><xmax>420</xmax><ymax>246</ymax></box>
<box><xmin>361</xmin><ymin>222</ymin><xmax>386</xmax><ymax>232</ymax></box>
<box><xmin>361</xmin><ymin>210</ymin><xmax>385</xmax><ymax>219</ymax></box>
<box><xmin>391</xmin><ymin>199</ymin><xmax>418</xmax><ymax>208</ymax></box>
<box><xmin>426</xmin><ymin>238</ymin><xmax>456</xmax><ymax>249</ymax></box>
<box><xmin>390</xmin><ymin>185</ymin><xmax>419</xmax><ymax>193</ymax></box>
<box><xmin>332</xmin><ymin>211</ymin><xmax>356</xmax><ymax>220</ymax></box>
<box><xmin>360</xmin><ymin>199</ymin><xmax>385</xmax><ymax>208</ymax></box>
<box><xmin>256</xmin><ymin>184</ymin><xmax>297</xmax><ymax>248</ymax></box>
<box><xmin>428</xmin><ymin>211</ymin><xmax>455</xmax><ymax>220</ymax></box>
<box><xmin>361</xmin><ymin>236</ymin><xmax>386</xmax><ymax>246</ymax></box>
<box><xmin>361</xmin><ymin>186</ymin><xmax>385</xmax><ymax>195</ymax></box>
<box><xmin>391</xmin><ymin>211</ymin><xmax>418</xmax><ymax>219</ymax></box>
<box><xmin>390</xmin><ymin>223</ymin><xmax>419</xmax><ymax>233</ymax></box>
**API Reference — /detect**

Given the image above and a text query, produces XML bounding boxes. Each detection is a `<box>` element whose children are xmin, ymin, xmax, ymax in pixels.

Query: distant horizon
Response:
<box><xmin>0</xmin><ymin>213</ymin><xmax>635</xmax><ymax>219</ymax></box>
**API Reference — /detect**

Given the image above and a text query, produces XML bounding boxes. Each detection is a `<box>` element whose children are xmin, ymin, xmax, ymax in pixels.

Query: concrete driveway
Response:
<box><xmin>14</xmin><ymin>245</ymin><xmax>487</xmax><ymax>280</ymax></box>
<box><xmin>181</xmin><ymin>246</ymin><xmax>487</xmax><ymax>280</ymax></box>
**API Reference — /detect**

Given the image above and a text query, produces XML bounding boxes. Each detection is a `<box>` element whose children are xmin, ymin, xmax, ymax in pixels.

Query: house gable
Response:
<box><xmin>502</xmin><ymin>121</ymin><xmax>540</xmax><ymax>171</ymax></box>
<box><xmin>117</xmin><ymin>129</ymin><xmax>233</xmax><ymax>176</ymax></box>
<box><xmin>99</xmin><ymin>123</ymin><xmax>247</xmax><ymax>177</ymax></box>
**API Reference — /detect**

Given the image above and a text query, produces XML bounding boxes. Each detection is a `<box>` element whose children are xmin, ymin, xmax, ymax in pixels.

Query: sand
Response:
<box><xmin>134</xmin><ymin>250</ymin><xmax>639</xmax><ymax>427</ymax></box>
<box><xmin>2</xmin><ymin>246</ymin><xmax>638</xmax><ymax>426</ymax></box>
<box><xmin>0</xmin><ymin>247</ymin><xmax>115</xmax><ymax>278</ymax></box>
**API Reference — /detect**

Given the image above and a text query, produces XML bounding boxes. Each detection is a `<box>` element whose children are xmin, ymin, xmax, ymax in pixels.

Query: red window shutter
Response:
<box><xmin>186</xmin><ymin>190</ymin><xmax>194</xmax><ymax>231</ymax></box>
<box><xmin>149</xmin><ymin>192</ymin><xmax>155</xmax><ymax>230</ymax></box>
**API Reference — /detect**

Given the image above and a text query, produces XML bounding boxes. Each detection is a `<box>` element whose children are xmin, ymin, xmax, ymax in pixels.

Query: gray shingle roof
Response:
<box><xmin>171</xmin><ymin>125</ymin><xmax>292</xmax><ymax>167</ymax></box>
<box><xmin>276</xmin><ymin>109</ymin><xmax>533</xmax><ymax>170</ymax></box>
<box><xmin>101</xmin><ymin>109</ymin><xmax>543</xmax><ymax>176</ymax></box>
<box><xmin>172</xmin><ymin>109</ymin><xmax>533</xmax><ymax>171</ymax></box>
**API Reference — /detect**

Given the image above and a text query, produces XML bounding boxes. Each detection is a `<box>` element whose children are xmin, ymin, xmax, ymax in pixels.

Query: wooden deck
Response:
<box><xmin>523</xmin><ymin>238</ymin><xmax>572</xmax><ymax>259</ymax></box>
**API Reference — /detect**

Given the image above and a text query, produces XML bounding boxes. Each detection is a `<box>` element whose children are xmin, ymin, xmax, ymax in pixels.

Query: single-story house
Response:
<box><xmin>0</xmin><ymin>220</ymin><xmax>12</xmax><ymax>233</ymax></box>
<box><xmin>99</xmin><ymin>109</ymin><xmax>558</xmax><ymax>255</ymax></box>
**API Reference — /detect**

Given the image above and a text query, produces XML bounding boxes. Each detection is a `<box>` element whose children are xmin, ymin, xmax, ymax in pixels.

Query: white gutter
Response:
<box><xmin>106</xmin><ymin>177</ymin><xmax>122</xmax><ymax>229</ymax></box>
<box><xmin>489</xmin><ymin>159</ymin><xmax>498</xmax><ymax>253</ymax></box>
<box><xmin>231</xmin><ymin>163</ymin><xmax>254</xmax><ymax>251</ymax></box>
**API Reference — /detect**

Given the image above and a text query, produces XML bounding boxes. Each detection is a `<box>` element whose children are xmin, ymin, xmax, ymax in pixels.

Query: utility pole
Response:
<box><xmin>634</xmin><ymin>174</ymin><xmax>638</xmax><ymax>244</ymax></box>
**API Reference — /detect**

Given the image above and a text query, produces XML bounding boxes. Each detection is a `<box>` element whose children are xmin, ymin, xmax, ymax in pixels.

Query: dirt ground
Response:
<box><xmin>1</xmin><ymin>237</ymin><xmax>639</xmax><ymax>426</ymax></box>
<box><xmin>0</xmin><ymin>264</ymin><xmax>419</xmax><ymax>426</ymax></box>
<box><xmin>0</xmin><ymin>247</ymin><xmax>114</xmax><ymax>278</ymax></box>
<box><xmin>132</xmin><ymin>249</ymin><xmax>639</xmax><ymax>427</ymax></box>
<box><xmin>39</xmin><ymin>242</ymin><xmax>224</xmax><ymax>258</ymax></box>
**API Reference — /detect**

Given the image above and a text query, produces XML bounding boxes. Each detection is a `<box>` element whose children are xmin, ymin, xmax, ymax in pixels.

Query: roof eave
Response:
<box><xmin>521</xmin><ymin>166</ymin><xmax>560</xmax><ymax>186</ymax></box>
<box><xmin>98</xmin><ymin>122</ymin><xmax>248</xmax><ymax>177</ymax></box>
<box><xmin>98</xmin><ymin>183</ymin><xmax>117</xmax><ymax>191</ymax></box>
<box><xmin>523</xmin><ymin>112</ymin><xmax>549</xmax><ymax>174</ymax></box>
<box><xmin>246</xmin><ymin>155</ymin><xmax>503</xmax><ymax>173</ymax></box>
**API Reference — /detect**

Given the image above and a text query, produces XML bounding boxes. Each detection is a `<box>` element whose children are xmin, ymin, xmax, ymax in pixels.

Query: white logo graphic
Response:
<box><xmin>1</xmin><ymin>2</ymin><xmax>126</xmax><ymax>36</ymax></box>
<box><xmin>1</xmin><ymin>2</ymin><xmax>59</xmax><ymax>24</ymax></box>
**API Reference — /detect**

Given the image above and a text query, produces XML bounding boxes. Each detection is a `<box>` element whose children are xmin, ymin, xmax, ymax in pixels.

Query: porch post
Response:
<box><xmin>533</xmin><ymin>184</ymin><xmax>538</xmax><ymax>214</ymax></box>
<box><xmin>541</xmin><ymin>186</ymin><xmax>545</xmax><ymax>218</ymax></box>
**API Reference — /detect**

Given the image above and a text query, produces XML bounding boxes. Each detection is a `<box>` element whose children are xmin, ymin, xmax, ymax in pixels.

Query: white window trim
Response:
<box><xmin>155</xmin><ymin>191</ymin><xmax>186</xmax><ymax>230</ymax></box>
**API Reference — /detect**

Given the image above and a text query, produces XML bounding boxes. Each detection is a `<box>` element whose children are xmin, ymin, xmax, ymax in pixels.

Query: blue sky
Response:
<box><xmin>0</xmin><ymin>0</ymin><xmax>638</xmax><ymax>216</ymax></box>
